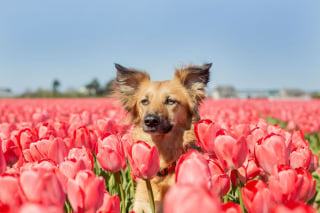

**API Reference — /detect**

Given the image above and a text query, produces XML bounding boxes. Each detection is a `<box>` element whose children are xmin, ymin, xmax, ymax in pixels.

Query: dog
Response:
<box><xmin>114</xmin><ymin>63</ymin><xmax>211</xmax><ymax>213</ymax></box>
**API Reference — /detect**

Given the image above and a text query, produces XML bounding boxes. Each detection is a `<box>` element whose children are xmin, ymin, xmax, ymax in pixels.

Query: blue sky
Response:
<box><xmin>0</xmin><ymin>0</ymin><xmax>319</xmax><ymax>94</ymax></box>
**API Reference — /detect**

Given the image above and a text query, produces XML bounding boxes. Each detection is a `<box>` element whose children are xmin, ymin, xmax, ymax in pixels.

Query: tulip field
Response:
<box><xmin>1</xmin><ymin>98</ymin><xmax>320</xmax><ymax>213</ymax></box>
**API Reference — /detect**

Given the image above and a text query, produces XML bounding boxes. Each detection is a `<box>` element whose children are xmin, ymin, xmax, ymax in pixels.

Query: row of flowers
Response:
<box><xmin>0</xmin><ymin>98</ymin><xmax>319</xmax><ymax>212</ymax></box>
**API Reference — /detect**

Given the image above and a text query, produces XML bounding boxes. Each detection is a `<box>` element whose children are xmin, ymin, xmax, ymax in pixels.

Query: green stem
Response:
<box><xmin>115</xmin><ymin>171</ymin><xmax>126</xmax><ymax>213</ymax></box>
<box><xmin>145</xmin><ymin>179</ymin><xmax>155</xmax><ymax>213</ymax></box>
<box><xmin>237</xmin><ymin>186</ymin><xmax>245</xmax><ymax>213</ymax></box>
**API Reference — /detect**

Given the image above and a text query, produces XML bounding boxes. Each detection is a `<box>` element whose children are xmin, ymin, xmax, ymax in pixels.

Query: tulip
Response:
<box><xmin>19</xmin><ymin>168</ymin><xmax>65</xmax><ymax>207</ymax></box>
<box><xmin>18</xmin><ymin>203</ymin><xmax>64</xmax><ymax>213</ymax></box>
<box><xmin>68</xmin><ymin>146</ymin><xmax>94</xmax><ymax>171</ymax></box>
<box><xmin>0</xmin><ymin>172</ymin><xmax>23</xmax><ymax>212</ymax></box>
<box><xmin>237</xmin><ymin>156</ymin><xmax>261</xmax><ymax>184</ymax></box>
<box><xmin>289</xmin><ymin>146</ymin><xmax>312</xmax><ymax>169</ymax></box>
<box><xmin>308</xmin><ymin>154</ymin><xmax>319</xmax><ymax>173</ymax></box>
<box><xmin>23</xmin><ymin>136</ymin><xmax>68</xmax><ymax>164</ymax></box>
<box><xmin>163</xmin><ymin>184</ymin><xmax>222</xmax><ymax>213</ymax></box>
<box><xmin>127</xmin><ymin>141</ymin><xmax>160</xmax><ymax>180</ymax></box>
<box><xmin>254</xmin><ymin>134</ymin><xmax>289</xmax><ymax>174</ymax></box>
<box><xmin>96</xmin><ymin>134</ymin><xmax>126</xmax><ymax>173</ymax></box>
<box><xmin>67</xmin><ymin>170</ymin><xmax>105</xmax><ymax>213</ymax></box>
<box><xmin>271</xmin><ymin>202</ymin><xmax>316</xmax><ymax>213</ymax></box>
<box><xmin>17</xmin><ymin>128</ymin><xmax>37</xmax><ymax>150</ymax></box>
<box><xmin>246</xmin><ymin>127</ymin><xmax>265</xmax><ymax>154</ymax></box>
<box><xmin>207</xmin><ymin>157</ymin><xmax>230</xmax><ymax>197</ymax></box>
<box><xmin>194</xmin><ymin>119</ymin><xmax>223</xmax><ymax>153</ymax></box>
<box><xmin>52</xmin><ymin>121</ymin><xmax>69</xmax><ymax>138</ymax></box>
<box><xmin>1</xmin><ymin>138</ymin><xmax>20</xmax><ymax>166</ymax></box>
<box><xmin>95</xmin><ymin>118</ymin><xmax>117</xmax><ymax>139</ymax></box>
<box><xmin>221</xmin><ymin>202</ymin><xmax>242</xmax><ymax>213</ymax></box>
<box><xmin>213</xmin><ymin>135</ymin><xmax>248</xmax><ymax>171</ymax></box>
<box><xmin>175</xmin><ymin>150</ymin><xmax>211</xmax><ymax>190</ymax></box>
<box><xmin>241</xmin><ymin>180</ymin><xmax>276</xmax><ymax>213</ymax></box>
<box><xmin>72</xmin><ymin>126</ymin><xmax>98</xmax><ymax>151</ymax></box>
<box><xmin>37</xmin><ymin>122</ymin><xmax>56</xmax><ymax>139</ymax></box>
<box><xmin>268</xmin><ymin>165</ymin><xmax>303</xmax><ymax>204</ymax></box>
<box><xmin>295</xmin><ymin>168</ymin><xmax>316</xmax><ymax>202</ymax></box>
<box><xmin>97</xmin><ymin>191</ymin><xmax>121</xmax><ymax>213</ymax></box>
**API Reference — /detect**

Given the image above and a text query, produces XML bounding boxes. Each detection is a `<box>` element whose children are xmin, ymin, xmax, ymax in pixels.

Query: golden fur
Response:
<box><xmin>114</xmin><ymin>63</ymin><xmax>211</xmax><ymax>213</ymax></box>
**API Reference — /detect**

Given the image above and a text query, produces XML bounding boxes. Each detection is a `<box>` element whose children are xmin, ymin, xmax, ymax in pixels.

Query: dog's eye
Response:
<box><xmin>141</xmin><ymin>99</ymin><xmax>149</xmax><ymax>106</ymax></box>
<box><xmin>165</xmin><ymin>97</ymin><xmax>177</xmax><ymax>105</ymax></box>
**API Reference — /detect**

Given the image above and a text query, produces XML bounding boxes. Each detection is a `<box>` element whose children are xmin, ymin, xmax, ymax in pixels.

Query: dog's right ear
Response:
<box><xmin>114</xmin><ymin>63</ymin><xmax>150</xmax><ymax>112</ymax></box>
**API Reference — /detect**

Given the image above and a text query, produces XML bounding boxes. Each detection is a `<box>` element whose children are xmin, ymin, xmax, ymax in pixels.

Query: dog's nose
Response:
<box><xmin>144</xmin><ymin>114</ymin><xmax>160</xmax><ymax>128</ymax></box>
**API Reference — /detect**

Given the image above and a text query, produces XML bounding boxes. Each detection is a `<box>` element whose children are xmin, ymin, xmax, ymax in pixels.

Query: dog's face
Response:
<box><xmin>114</xmin><ymin>63</ymin><xmax>211</xmax><ymax>135</ymax></box>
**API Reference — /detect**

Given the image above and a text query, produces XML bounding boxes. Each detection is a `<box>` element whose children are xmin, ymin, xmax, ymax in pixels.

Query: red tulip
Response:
<box><xmin>97</xmin><ymin>191</ymin><xmax>120</xmax><ymax>213</ymax></box>
<box><xmin>222</xmin><ymin>202</ymin><xmax>242</xmax><ymax>213</ymax></box>
<box><xmin>19</xmin><ymin>168</ymin><xmax>65</xmax><ymax>207</ymax></box>
<box><xmin>213</xmin><ymin>135</ymin><xmax>248</xmax><ymax>171</ymax></box>
<box><xmin>96</xmin><ymin>134</ymin><xmax>126</xmax><ymax>172</ymax></box>
<box><xmin>242</xmin><ymin>179</ymin><xmax>276</xmax><ymax>213</ymax></box>
<box><xmin>1</xmin><ymin>138</ymin><xmax>20</xmax><ymax>166</ymax></box>
<box><xmin>127</xmin><ymin>141</ymin><xmax>160</xmax><ymax>179</ymax></box>
<box><xmin>0</xmin><ymin>148</ymin><xmax>6</xmax><ymax>175</ymax></box>
<box><xmin>67</xmin><ymin>170</ymin><xmax>105</xmax><ymax>213</ymax></box>
<box><xmin>254</xmin><ymin>134</ymin><xmax>289</xmax><ymax>174</ymax></box>
<box><xmin>163</xmin><ymin>184</ymin><xmax>222</xmax><ymax>213</ymax></box>
<box><xmin>194</xmin><ymin>119</ymin><xmax>223</xmax><ymax>153</ymax></box>
<box><xmin>17</xmin><ymin>128</ymin><xmax>37</xmax><ymax>150</ymax></box>
<box><xmin>268</xmin><ymin>165</ymin><xmax>303</xmax><ymax>204</ymax></box>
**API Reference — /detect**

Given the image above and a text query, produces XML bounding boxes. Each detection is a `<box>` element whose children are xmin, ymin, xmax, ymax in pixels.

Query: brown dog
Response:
<box><xmin>114</xmin><ymin>63</ymin><xmax>211</xmax><ymax>213</ymax></box>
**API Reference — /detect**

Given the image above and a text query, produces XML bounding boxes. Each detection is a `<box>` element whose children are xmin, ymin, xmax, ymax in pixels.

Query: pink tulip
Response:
<box><xmin>163</xmin><ymin>184</ymin><xmax>222</xmax><ymax>213</ymax></box>
<box><xmin>207</xmin><ymin>157</ymin><xmax>230</xmax><ymax>197</ymax></box>
<box><xmin>72</xmin><ymin>126</ymin><xmax>98</xmax><ymax>151</ymax></box>
<box><xmin>242</xmin><ymin>179</ymin><xmax>276</xmax><ymax>213</ymax></box>
<box><xmin>222</xmin><ymin>202</ymin><xmax>242</xmax><ymax>213</ymax></box>
<box><xmin>213</xmin><ymin>135</ymin><xmax>248</xmax><ymax>171</ymax></box>
<box><xmin>268</xmin><ymin>165</ymin><xmax>303</xmax><ymax>204</ymax></box>
<box><xmin>175</xmin><ymin>150</ymin><xmax>211</xmax><ymax>190</ymax></box>
<box><xmin>271</xmin><ymin>202</ymin><xmax>316</xmax><ymax>213</ymax></box>
<box><xmin>295</xmin><ymin>168</ymin><xmax>316</xmax><ymax>202</ymax></box>
<box><xmin>18</xmin><ymin>203</ymin><xmax>64</xmax><ymax>213</ymax></box>
<box><xmin>52</xmin><ymin>121</ymin><xmax>68</xmax><ymax>138</ymax></box>
<box><xmin>67</xmin><ymin>170</ymin><xmax>105</xmax><ymax>213</ymax></box>
<box><xmin>0</xmin><ymin>172</ymin><xmax>23</xmax><ymax>212</ymax></box>
<box><xmin>19</xmin><ymin>168</ymin><xmax>65</xmax><ymax>207</ymax></box>
<box><xmin>97</xmin><ymin>191</ymin><xmax>120</xmax><ymax>213</ymax></box>
<box><xmin>237</xmin><ymin>156</ymin><xmax>261</xmax><ymax>184</ymax></box>
<box><xmin>254</xmin><ymin>134</ymin><xmax>289</xmax><ymax>174</ymax></box>
<box><xmin>67</xmin><ymin>146</ymin><xmax>94</xmax><ymax>171</ymax></box>
<box><xmin>289</xmin><ymin>146</ymin><xmax>312</xmax><ymax>169</ymax></box>
<box><xmin>57</xmin><ymin>158</ymin><xmax>87</xmax><ymax>192</ymax></box>
<box><xmin>96</xmin><ymin>134</ymin><xmax>126</xmax><ymax>172</ymax></box>
<box><xmin>1</xmin><ymin>138</ymin><xmax>20</xmax><ymax>166</ymax></box>
<box><xmin>246</xmin><ymin>127</ymin><xmax>265</xmax><ymax>154</ymax></box>
<box><xmin>37</xmin><ymin>122</ymin><xmax>56</xmax><ymax>139</ymax></box>
<box><xmin>23</xmin><ymin>136</ymin><xmax>68</xmax><ymax>164</ymax></box>
<box><xmin>194</xmin><ymin>119</ymin><xmax>223</xmax><ymax>153</ymax></box>
<box><xmin>95</xmin><ymin>118</ymin><xmax>117</xmax><ymax>139</ymax></box>
<box><xmin>127</xmin><ymin>141</ymin><xmax>160</xmax><ymax>179</ymax></box>
<box><xmin>17</xmin><ymin>128</ymin><xmax>38</xmax><ymax>150</ymax></box>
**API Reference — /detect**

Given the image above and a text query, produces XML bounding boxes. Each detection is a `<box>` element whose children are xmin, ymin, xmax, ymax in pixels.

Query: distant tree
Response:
<box><xmin>86</xmin><ymin>78</ymin><xmax>101</xmax><ymax>96</ymax></box>
<box><xmin>103</xmin><ymin>79</ymin><xmax>115</xmax><ymax>96</ymax></box>
<box><xmin>52</xmin><ymin>79</ymin><xmax>61</xmax><ymax>96</ymax></box>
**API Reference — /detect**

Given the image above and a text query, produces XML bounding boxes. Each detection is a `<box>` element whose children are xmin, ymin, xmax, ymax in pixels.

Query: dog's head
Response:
<box><xmin>114</xmin><ymin>63</ymin><xmax>211</xmax><ymax>135</ymax></box>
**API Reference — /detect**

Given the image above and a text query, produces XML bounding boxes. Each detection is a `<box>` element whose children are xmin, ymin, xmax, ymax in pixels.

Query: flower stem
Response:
<box><xmin>237</xmin><ymin>186</ymin><xmax>245</xmax><ymax>213</ymax></box>
<box><xmin>145</xmin><ymin>179</ymin><xmax>156</xmax><ymax>213</ymax></box>
<box><xmin>115</xmin><ymin>171</ymin><xmax>126</xmax><ymax>213</ymax></box>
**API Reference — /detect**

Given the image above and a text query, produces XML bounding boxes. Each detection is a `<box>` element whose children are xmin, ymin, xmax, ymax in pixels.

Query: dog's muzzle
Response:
<box><xmin>143</xmin><ymin>114</ymin><xmax>173</xmax><ymax>134</ymax></box>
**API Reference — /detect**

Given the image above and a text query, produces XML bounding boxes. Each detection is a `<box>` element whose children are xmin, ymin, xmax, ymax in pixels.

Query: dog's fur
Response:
<box><xmin>114</xmin><ymin>63</ymin><xmax>211</xmax><ymax>213</ymax></box>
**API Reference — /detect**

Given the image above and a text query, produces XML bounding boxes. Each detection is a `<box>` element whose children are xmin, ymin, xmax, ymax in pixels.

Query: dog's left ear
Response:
<box><xmin>174</xmin><ymin>63</ymin><xmax>212</xmax><ymax>103</ymax></box>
